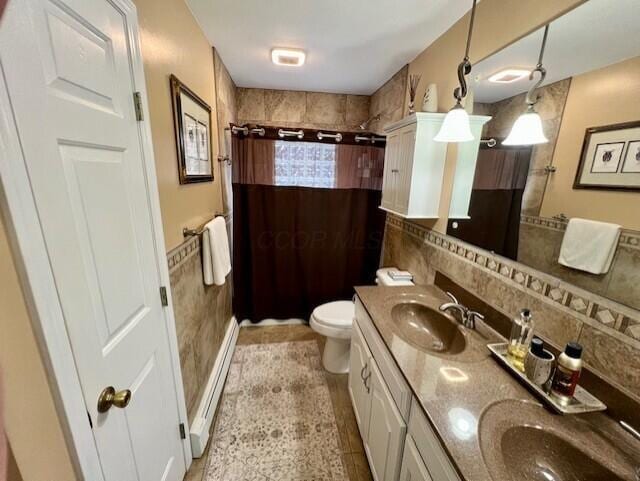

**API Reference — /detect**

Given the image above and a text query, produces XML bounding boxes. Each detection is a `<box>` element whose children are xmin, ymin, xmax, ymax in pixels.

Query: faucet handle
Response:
<box><xmin>445</xmin><ymin>291</ymin><xmax>460</xmax><ymax>305</ymax></box>
<box><xmin>468</xmin><ymin>310</ymin><xmax>485</xmax><ymax>322</ymax></box>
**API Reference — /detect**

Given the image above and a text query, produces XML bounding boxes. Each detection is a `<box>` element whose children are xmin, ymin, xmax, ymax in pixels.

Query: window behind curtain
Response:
<box><xmin>274</xmin><ymin>140</ymin><xmax>336</xmax><ymax>188</ymax></box>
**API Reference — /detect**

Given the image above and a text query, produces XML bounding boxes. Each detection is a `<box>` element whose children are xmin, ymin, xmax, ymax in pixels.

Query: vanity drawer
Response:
<box><xmin>408</xmin><ymin>402</ymin><xmax>460</xmax><ymax>481</ymax></box>
<box><xmin>355</xmin><ymin>297</ymin><xmax>412</xmax><ymax>420</ymax></box>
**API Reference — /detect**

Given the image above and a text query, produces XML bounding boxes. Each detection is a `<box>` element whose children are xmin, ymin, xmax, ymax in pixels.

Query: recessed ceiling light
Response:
<box><xmin>271</xmin><ymin>48</ymin><xmax>306</xmax><ymax>67</ymax></box>
<box><xmin>488</xmin><ymin>68</ymin><xmax>531</xmax><ymax>83</ymax></box>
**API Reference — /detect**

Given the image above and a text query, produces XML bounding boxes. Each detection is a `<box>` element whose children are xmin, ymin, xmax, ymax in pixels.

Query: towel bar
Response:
<box><xmin>183</xmin><ymin>212</ymin><xmax>230</xmax><ymax>237</ymax></box>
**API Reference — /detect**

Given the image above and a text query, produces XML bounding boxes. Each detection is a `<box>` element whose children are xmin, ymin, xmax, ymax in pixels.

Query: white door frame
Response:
<box><xmin>0</xmin><ymin>0</ymin><xmax>192</xmax><ymax>478</ymax></box>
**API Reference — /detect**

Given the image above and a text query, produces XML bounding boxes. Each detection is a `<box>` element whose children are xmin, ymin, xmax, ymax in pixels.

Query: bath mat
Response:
<box><xmin>204</xmin><ymin>341</ymin><xmax>348</xmax><ymax>481</ymax></box>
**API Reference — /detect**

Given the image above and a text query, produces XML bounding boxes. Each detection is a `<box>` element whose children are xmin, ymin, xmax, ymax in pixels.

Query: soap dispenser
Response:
<box><xmin>507</xmin><ymin>308</ymin><xmax>534</xmax><ymax>372</ymax></box>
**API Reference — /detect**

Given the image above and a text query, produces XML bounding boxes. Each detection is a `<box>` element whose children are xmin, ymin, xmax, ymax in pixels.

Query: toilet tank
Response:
<box><xmin>376</xmin><ymin>267</ymin><xmax>415</xmax><ymax>286</ymax></box>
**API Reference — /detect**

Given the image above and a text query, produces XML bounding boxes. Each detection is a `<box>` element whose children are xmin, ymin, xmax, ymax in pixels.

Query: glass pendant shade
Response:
<box><xmin>503</xmin><ymin>109</ymin><xmax>548</xmax><ymax>145</ymax></box>
<box><xmin>434</xmin><ymin>104</ymin><xmax>474</xmax><ymax>143</ymax></box>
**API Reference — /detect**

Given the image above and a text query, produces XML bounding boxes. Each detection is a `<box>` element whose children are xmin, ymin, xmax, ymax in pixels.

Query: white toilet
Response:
<box><xmin>310</xmin><ymin>267</ymin><xmax>414</xmax><ymax>373</ymax></box>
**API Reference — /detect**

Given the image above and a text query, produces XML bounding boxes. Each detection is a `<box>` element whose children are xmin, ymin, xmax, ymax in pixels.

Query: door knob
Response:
<box><xmin>97</xmin><ymin>386</ymin><xmax>132</xmax><ymax>413</ymax></box>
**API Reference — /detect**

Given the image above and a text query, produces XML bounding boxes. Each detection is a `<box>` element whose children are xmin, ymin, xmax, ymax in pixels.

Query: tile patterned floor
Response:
<box><xmin>185</xmin><ymin>325</ymin><xmax>372</xmax><ymax>481</ymax></box>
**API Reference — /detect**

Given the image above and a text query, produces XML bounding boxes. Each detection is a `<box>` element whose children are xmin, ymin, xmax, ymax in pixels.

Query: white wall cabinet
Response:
<box><xmin>448</xmin><ymin>115</ymin><xmax>491</xmax><ymax>219</ymax></box>
<box><xmin>381</xmin><ymin>113</ymin><xmax>491</xmax><ymax>220</ymax></box>
<box><xmin>381</xmin><ymin>113</ymin><xmax>447</xmax><ymax>218</ymax></box>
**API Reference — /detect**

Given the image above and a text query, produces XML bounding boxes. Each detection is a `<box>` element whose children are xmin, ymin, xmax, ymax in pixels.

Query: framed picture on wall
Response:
<box><xmin>170</xmin><ymin>74</ymin><xmax>214</xmax><ymax>184</ymax></box>
<box><xmin>622</xmin><ymin>140</ymin><xmax>640</xmax><ymax>173</ymax></box>
<box><xmin>574</xmin><ymin>121</ymin><xmax>640</xmax><ymax>191</ymax></box>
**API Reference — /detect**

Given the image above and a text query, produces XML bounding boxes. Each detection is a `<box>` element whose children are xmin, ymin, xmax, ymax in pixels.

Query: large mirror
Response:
<box><xmin>447</xmin><ymin>0</ymin><xmax>640</xmax><ymax>311</ymax></box>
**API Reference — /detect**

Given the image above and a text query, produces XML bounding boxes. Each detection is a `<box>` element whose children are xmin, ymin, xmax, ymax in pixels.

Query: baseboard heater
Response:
<box><xmin>189</xmin><ymin>316</ymin><xmax>239</xmax><ymax>457</ymax></box>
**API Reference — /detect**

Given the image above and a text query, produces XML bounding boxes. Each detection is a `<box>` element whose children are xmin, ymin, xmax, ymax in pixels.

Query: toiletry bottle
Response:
<box><xmin>507</xmin><ymin>309</ymin><xmax>534</xmax><ymax>372</ymax></box>
<box><xmin>550</xmin><ymin>342</ymin><xmax>583</xmax><ymax>404</ymax></box>
<box><xmin>524</xmin><ymin>337</ymin><xmax>555</xmax><ymax>388</ymax></box>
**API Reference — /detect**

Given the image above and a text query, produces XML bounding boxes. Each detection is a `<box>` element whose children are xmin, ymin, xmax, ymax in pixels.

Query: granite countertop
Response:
<box><xmin>354</xmin><ymin>284</ymin><xmax>640</xmax><ymax>481</ymax></box>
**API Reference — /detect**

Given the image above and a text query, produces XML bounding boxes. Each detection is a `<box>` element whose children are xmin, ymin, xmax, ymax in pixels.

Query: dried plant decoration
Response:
<box><xmin>408</xmin><ymin>74</ymin><xmax>422</xmax><ymax>114</ymax></box>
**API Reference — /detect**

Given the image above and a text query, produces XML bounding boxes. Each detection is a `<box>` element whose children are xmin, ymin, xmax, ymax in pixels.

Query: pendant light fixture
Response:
<box><xmin>434</xmin><ymin>0</ymin><xmax>478</xmax><ymax>143</ymax></box>
<box><xmin>503</xmin><ymin>25</ymin><xmax>550</xmax><ymax>145</ymax></box>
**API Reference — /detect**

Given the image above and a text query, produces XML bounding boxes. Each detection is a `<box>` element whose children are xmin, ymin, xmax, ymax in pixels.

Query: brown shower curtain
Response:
<box><xmin>232</xmin><ymin>126</ymin><xmax>386</xmax><ymax>322</ymax></box>
<box><xmin>447</xmin><ymin>141</ymin><xmax>532</xmax><ymax>259</ymax></box>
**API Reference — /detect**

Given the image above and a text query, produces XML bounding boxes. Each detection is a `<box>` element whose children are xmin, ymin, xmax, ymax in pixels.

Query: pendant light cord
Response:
<box><xmin>526</xmin><ymin>25</ymin><xmax>549</xmax><ymax>106</ymax></box>
<box><xmin>453</xmin><ymin>0</ymin><xmax>477</xmax><ymax>103</ymax></box>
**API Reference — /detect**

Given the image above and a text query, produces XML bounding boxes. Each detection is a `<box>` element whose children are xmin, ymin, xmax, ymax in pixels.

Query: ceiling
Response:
<box><xmin>473</xmin><ymin>0</ymin><xmax>640</xmax><ymax>103</ymax></box>
<box><xmin>185</xmin><ymin>0</ymin><xmax>474</xmax><ymax>95</ymax></box>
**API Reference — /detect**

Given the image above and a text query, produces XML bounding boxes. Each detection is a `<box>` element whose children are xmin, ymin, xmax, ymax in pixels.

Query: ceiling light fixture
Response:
<box><xmin>434</xmin><ymin>0</ymin><xmax>478</xmax><ymax>143</ymax></box>
<box><xmin>503</xmin><ymin>25</ymin><xmax>550</xmax><ymax>146</ymax></box>
<box><xmin>488</xmin><ymin>68</ymin><xmax>531</xmax><ymax>84</ymax></box>
<box><xmin>271</xmin><ymin>48</ymin><xmax>306</xmax><ymax>67</ymax></box>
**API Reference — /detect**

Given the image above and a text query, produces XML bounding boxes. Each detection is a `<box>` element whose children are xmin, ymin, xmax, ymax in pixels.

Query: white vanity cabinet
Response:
<box><xmin>400</xmin><ymin>435</ymin><xmax>434</xmax><ymax>481</ymax></box>
<box><xmin>351</xmin><ymin>296</ymin><xmax>462</xmax><ymax>481</ymax></box>
<box><xmin>349</xmin><ymin>320</ymin><xmax>407</xmax><ymax>481</ymax></box>
<box><xmin>367</xmin><ymin>360</ymin><xmax>406</xmax><ymax>481</ymax></box>
<box><xmin>349</xmin><ymin>322</ymin><xmax>373</xmax><ymax>440</ymax></box>
<box><xmin>380</xmin><ymin>113</ymin><xmax>447</xmax><ymax>218</ymax></box>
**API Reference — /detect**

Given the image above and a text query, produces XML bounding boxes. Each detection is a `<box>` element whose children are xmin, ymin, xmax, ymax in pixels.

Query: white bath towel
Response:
<box><xmin>558</xmin><ymin>218</ymin><xmax>621</xmax><ymax>275</ymax></box>
<box><xmin>202</xmin><ymin>216</ymin><xmax>231</xmax><ymax>286</ymax></box>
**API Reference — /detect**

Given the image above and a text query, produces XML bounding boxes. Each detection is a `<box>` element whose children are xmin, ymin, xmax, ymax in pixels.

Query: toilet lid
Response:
<box><xmin>312</xmin><ymin>301</ymin><xmax>354</xmax><ymax>328</ymax></box>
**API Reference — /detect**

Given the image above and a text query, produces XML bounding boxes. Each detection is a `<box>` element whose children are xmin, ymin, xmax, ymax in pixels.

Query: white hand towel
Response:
<box><xmin>203</xmin><ymin>216</ymin><xmax>231</xmax><ymax>286</ymax></box>
<box><xmin>558</xmin><ymin>218</ymin><xmax>621</xmax><ymax>275</ymax></box>
<box><xmin>202</xmin><ymin>229</ymin><xmax>214</xmax><ymax>285</ymax></box>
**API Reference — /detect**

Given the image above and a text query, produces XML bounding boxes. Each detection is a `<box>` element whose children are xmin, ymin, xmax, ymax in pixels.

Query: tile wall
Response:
<box><xmin>236</xmin><ymin>88</ymin><xmax>370</xmax><ymax>132</ymax></box>
<box><xmin>167</xmin><ymin>234</ymin><xmax>233</xmax><ymax>420</ymax></box>
<box><xmin>368</xmin><ymin>65</ymin><xmax>408</xmax><ymax>134</ymax></box>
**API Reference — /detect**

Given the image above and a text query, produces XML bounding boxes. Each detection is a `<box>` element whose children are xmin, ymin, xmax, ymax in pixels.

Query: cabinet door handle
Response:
<box><xmin>360</xmin><ymin>363</ymin><xmax>368</xmax><ymax>382</ymax></box>
<box><xmin>391</xmin><ymin>169</ymin><xmax>399</xmax><ymax>173</ymax></box>
<box><xmin>364</xmin><ymin>371</ymin><xmax>372</xmax><ymax>393</ymax></box>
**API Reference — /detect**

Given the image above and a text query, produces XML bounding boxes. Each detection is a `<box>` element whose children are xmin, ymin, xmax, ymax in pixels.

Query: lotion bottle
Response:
<box><xmin>550</xmin><ymin>342</ymin><xmax>583</xmax><ymax>404</ymax></box>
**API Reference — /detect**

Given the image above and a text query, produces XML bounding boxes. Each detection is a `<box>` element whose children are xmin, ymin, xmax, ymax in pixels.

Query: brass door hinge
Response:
<box><xmin>133</xmin><ymin>91</ymin><xmax>144</xmax><ymax>121</ymax></box>
<box><xmin>160</xmin><ymin>286</ymin><xmax>168</xmax><ymax>307</ymax></box>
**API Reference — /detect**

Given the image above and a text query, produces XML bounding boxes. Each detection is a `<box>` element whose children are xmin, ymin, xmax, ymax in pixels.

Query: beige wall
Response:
<box><xmin>236</xmin><ymin>88</ymin><xmax>370</xmax><ymax>133</ymax></box>
<box><xmin>0</xmin><ymin>221</ymin><xmax>78</xmax><ymax>481</ymax></box>
<box><xmin>406</xmin><ymin>0</ymin><xmax>585</xmax><ymax>232</ymax></box>
<box><xmin>135</xmin><ymin>0</ymin><xmax>223</xmax><ymax>250</ymax></box>
<box><xmin>540</xmin><ymin>56</ymin><xmax>640</xmax><ymax>230</ymax></box>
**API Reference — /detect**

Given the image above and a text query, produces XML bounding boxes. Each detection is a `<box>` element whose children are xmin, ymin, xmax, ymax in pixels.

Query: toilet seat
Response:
<box><xmin>310</xmin><ymin>300</ymin><xmax>354</xmax><ymax>340</ymax></box>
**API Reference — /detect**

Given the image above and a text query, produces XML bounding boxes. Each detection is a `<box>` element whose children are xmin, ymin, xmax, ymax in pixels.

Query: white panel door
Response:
<box><xmin>0</xmin><ymin>1</ymin><xmax>186</xmax><ymax>480</ymax></box>
<box><xmin>349</xmin><ymin>324</ymin><xmax>373</xmax><ymax>440</ymax></box>
<box><xmin>400</xmin><ymin>435</ymin><xmax>434</xmax><ymax>481</ymax></box>
<box><xmin>366</xmin><ymin>361</ymin><xmax>407</xmax><ymax>481</ymax></box>
<box><xmin>394</xmin><ymin>127</ymin><xmax>416</xmax><ymax>215</ymax></box>
<box><xmin>381</xmin><ymin>132</ymin><xmax>399</xmax><ymax>211</ymax></box>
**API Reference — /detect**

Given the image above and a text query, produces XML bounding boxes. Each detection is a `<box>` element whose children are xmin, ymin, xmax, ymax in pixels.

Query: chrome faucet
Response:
<box><xmin>439</xmin><ymin>292</ymin><xmax>485</xmax><ymax>329</ymax></box>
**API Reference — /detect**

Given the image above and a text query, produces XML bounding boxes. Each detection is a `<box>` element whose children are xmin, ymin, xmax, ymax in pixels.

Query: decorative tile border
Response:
<box><xmin>521</xmin><ymin>215</ymin><xmax>640</xmax><ymax>250</ymax></box>
<box><xmin>386</xmin><ymin>214</ymin><xmax>640</xmax><ymax>343</ymax></box>
<box><xmin>167</xmin><ymin>235</ymin><xmax>200</xmax><ymax>273</ymax></box>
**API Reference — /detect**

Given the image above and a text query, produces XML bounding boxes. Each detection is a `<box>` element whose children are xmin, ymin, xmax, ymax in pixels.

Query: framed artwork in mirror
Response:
<box><xmin>574</xmin><ymin>121</ymin><xmax>640</xmax><ymax>191</ymax></box>
<box><xmin>170</xmin><ymin>74</ymin><xmax>214</xmax><ymax>184</ymax></box>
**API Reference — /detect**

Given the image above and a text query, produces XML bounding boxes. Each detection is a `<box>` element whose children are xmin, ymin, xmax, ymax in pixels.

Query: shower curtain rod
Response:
<box><xmin>228</xmin><ymin>124</ymin><xmax>387</xmax><ymax>146</ymax></box>
<box><xmin>355</xmin><ymin>135</ymin><xmax>386</xmax><ymax>144</ymax></box>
